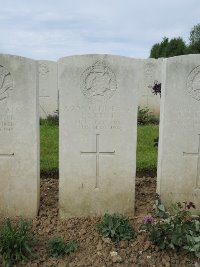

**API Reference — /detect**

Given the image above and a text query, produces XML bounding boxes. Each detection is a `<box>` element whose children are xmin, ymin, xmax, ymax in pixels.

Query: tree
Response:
<box><xmin>150</xmin><ymin>37</ymin><xmax>186</xmax><ymax>58</ymax></box>
<box><xmin>150</xmin><ymin>43</ymin><xmax>160</xmax><ymax>59</ymax></box>
<box><xmin>166</xmin><ymin>37</ymin><xmax>186</xmax><ymax>57</ymax></box>
<box><xmin>150</xmin><ymin>37</ymin><xmax>168</xmax><ymax>58</ymax></box>
<box><xmin>189</xmin><ymin>23</ymin><xmax>200</xmax><ymax>45</ymax></box>
<box><xmin>187</xmin><ymin>23</ymin><xmax>200</xmax><ymax>53</ymax></box>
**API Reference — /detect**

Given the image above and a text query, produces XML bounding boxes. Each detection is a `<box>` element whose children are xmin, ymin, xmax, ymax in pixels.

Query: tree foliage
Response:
<box><xmin>150</xmin><ymin>37</ymin><xmax>186</xmax><ymax>58</ymax></box>
<box><xmin>189</xmin><ymin>23</ymin><xmax>200</xmax><ymax>45</ymax></box>
<box><xmin>188</xmin><ymin>23</ymin><xmax>200</xmax><ymax>53</ymax></box>
<box><xmin>150</xmin><ymin>23</ymin><xmax>200</xmax><ymax>58</ymax></box>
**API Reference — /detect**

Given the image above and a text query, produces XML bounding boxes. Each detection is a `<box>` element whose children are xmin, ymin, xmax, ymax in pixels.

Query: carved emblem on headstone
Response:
<box><xmin>81</xmin><ymin>61</ymin><xmax>117</xmax><ymax>101</ymax></box>
<box><xmin>187</xmin><ymin>66</ymin><xmax>200</xmax><ymax>101</ymax></box>
<box><xmin>0</xmin><ymin>65</ymin><xmax>13</xmax><ymax>102</ymax></box>
<box><xmin>39</xmin><ymin>63</ymin><xmax>49</xmax><ymax>76</ymax></box>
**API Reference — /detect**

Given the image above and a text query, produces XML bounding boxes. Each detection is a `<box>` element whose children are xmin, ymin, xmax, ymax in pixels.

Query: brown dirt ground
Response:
<box><xmin>3</xmin><ymin>177</ymin><xmax>200</xmax><ymax>266</ymax></box>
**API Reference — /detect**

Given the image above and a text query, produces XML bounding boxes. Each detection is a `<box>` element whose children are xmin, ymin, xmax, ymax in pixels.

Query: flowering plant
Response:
<box><xmin>148</xmin><ymin>80</ymin><xmax>161</xmax><ymax>98</ymax></box>
<box><xmin>139</xmin><ymin>201</ymin><xmax>200</xmax><ymax>258</ymax></box>
<box><xmin>143</xmin><ymin>215</ymin><xmax>155</xmax><ymax>225</ymax></box>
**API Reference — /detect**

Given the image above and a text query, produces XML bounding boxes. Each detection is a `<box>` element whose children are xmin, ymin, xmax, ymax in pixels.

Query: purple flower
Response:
<box><xmin>144</xmin><ymin>215</ymin><xmax>154</xmax><ymax>224</ymax></box>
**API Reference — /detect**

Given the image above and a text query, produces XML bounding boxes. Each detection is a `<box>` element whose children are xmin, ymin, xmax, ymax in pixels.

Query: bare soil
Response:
<box><xmin>11</xmin><ymin>177</ymin><xmax>200</xmax><ymax>266</ymax></box>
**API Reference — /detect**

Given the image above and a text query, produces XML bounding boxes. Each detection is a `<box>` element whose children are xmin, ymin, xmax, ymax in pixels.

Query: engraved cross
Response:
<box><xmin>183</xmin><ymin>134</ymin><xmax>200</xmax><ymax>189</ymax></box>
<box><xmin>80</xmin><ymin>134</ymin><xmax>115</xmax><ymax>189</ymax></box>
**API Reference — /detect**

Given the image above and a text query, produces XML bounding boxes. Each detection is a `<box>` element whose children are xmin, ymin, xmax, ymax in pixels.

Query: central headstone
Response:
<box><xmin>59</xmin><ymin>55</ymin><xmax>138</xmax><ymax>218</ymax></box>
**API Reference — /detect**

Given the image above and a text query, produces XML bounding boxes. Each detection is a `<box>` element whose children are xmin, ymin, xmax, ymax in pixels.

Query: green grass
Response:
<box><xmin>136</xmin><ymin>124</ymin><xmax>159</xmax><ymax>172</ymax></box>
<box><xmin>40</xmin><ymin>121</ymin><xmax>159</xmax><ymax>175</ymax></box>
<box><xmin>40</xmin><ymin>121</ymin><xmax>58</xmax><ymax>175</ymax></box>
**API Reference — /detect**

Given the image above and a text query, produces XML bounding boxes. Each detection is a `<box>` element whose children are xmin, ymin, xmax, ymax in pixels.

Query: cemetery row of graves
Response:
<box><xmin>1</xmin><ymin>118</ymin><xmax>199</xmax><ymax>266</ymax></box>
<box><xmin>0</xmin><ymin>53</ymin><xmax>200</xmax><ymax>266</ymax></box>
<box><xmin>1</xmin><ymin>117</ymin><xmax>199</xmax><ymax>266</ymax></box>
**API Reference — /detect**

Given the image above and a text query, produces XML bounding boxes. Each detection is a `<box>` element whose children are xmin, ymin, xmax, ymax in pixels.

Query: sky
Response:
<box><xmin>0</xmin><ymin>0</ymin><xmax>200</xmax><ymax>61</ymax></box>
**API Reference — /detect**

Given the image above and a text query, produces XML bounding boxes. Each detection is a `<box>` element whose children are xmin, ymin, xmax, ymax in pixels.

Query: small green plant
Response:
<box><xmin>140</xmin><ymin>201</ymin><xmax>200</xmax><ymax>258</ymax></box>
<box><xmin>47</xmin><ymin>236</ymin><xmax>78</xmax><ymax>258</ymax></box>
<box><xmin>96</xmin><ymin>213</ymin><xmax>134</xmax><ymax>243</ymax></box>
<box><xmin>0</xmin><ymin>218</ymin><xmax>33</xmax><ymax>267</ymax></box>
<box><xmin>137</xmin><ymin>106</ymin><xmax>159</xmax><ymax>125</ymax></box>
<box><xmin>153</xmin><ymin>195</ymin><xmax>169</xmax><ymax>219</ymax></box>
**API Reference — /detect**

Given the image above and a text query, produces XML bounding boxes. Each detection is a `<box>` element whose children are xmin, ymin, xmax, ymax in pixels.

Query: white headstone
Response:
<box><xmin>38</xmin><ymin>60</ymin><xmax>58</xmax><ymax>118</ymax></box>
<box><xmin>59</xmin><ymin>55</ymin><xmax>138</xmax><ymax>218</ymax></box>
<box><xmin>0</xmin><ymin>54</ymin><xmax>39</xmax><ymax>218</ymax></box>
<box><xmin>138</xmin><ymin>59</ymin><xmax>162</xmax><ymax>115</ymax></box>
<box><xmin>157</xmin><ymin>55</ymin><xmax>200</xmax><ymax>213</ymax></box>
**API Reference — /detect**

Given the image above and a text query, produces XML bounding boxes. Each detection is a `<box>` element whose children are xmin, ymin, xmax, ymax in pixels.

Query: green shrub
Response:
<box><xmin>140</xmin><ymin>201</ymin><xmax>200</xmax><ymax>258</ymax></box>
<box><xmin>137</xmin><ymin>106</ymin><xmax>159</xmax><ymax>125</ymax></box>
<box><xmin>96</xmin><ymin>213</ymin><xmax>134</xmax><ymax>243</ymax></box>
<box><xmin>0</xmin><ymin>218</ymin><xmax>33</xmax><ymax>267</ymax></box>
<box><xmin>47</xmin><ymin>236</ymin><xmax>78</xmax><ymax>258</ymax></box>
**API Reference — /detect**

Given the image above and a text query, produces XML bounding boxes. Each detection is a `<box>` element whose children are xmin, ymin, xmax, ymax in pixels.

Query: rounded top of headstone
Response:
<box><xmin>80</xmin><ymin>60</ymin><xmax>117</xmax><ymax>102</ymax></box>
<box><xmin>187</xmin><ymin>65</ymin><xmax>200</xmax><ymax>101</ymax></box>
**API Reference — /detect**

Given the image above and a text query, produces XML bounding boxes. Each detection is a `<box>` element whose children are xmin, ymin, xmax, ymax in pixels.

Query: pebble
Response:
<box><xmin>110</xmin><ymin>251</ymin><xmax>118</xmax><ymax>257</ymax></box>
<box><xmin>112</xmin><ymin>255</ymin><xmax>123</xmax><ymax>263</ymax></box>
<box><xmin>97</xmin><ymin>242</ymin><xmax>103</xmax><ymax>250</ymax></box>
<box><xmin>85</xmin><ymin>237</ymin><xmax>90</xmax><ymax>244</ymax></box>
<box><xmin>58</xmin><ymin>263</ymin><xmax>67</xmax><ymax>267</ymax></box>
<box><xmin>102</xmin><ymin>237</ymin><xmax>112</xmax><ymax>244</ymax></box>
<box><xmin>143</xmin><ymin>240</ymin><xmax>151</xmax><ymax>251</ymax></box>
<box><xmin>79</xmin><ymin>228</ymin><xmax>86</xmax><ymax>235</ymax></box>
<box><xmin>119</xmin><ymin>240</ymin><xmax>128</xmax><ymax>248</ymax></box>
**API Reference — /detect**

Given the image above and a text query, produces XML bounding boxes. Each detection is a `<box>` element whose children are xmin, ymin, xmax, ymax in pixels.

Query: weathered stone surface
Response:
<box><xmin>157</xmin><ymin>55</ymin><xmax>200</xmax><ymax>213</ymax></box>
<box><xmin>59</xmin><ymin>54</ymin><xmax>138</xmax><ymax>218</ymax></box>
<box><xmin>138</xmin><ymin>58</ymin><xmax>162</xmax><ymax>115</ymax></box>
<box><xmin>0</xmin><ymin>54</ymin><xmax>39</xmax><ymax>218</ymax></box>
<box><xmin>38</xmin><ymin>60</ymin><xmax>58</xmax><ymax>118</ymax></box>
